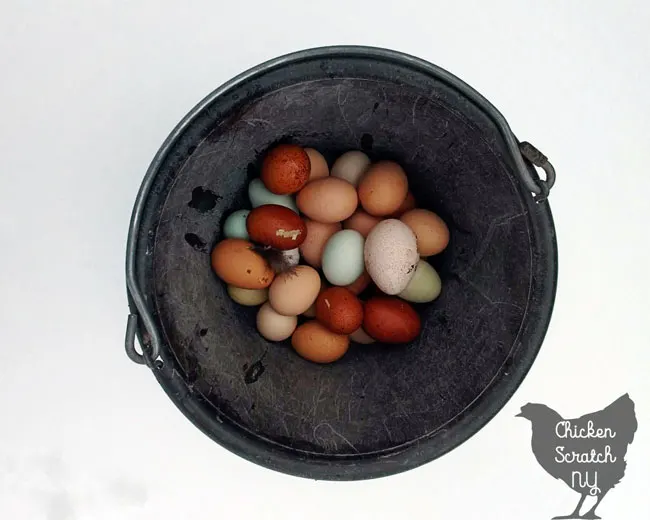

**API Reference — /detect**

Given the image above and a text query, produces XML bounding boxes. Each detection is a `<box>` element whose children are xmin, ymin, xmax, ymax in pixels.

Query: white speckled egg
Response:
<box><xmin>322</xmin><ymin>230</ymin><xmax>365</xmax><ymax>286</ymax></box>
<box><xmin>398</xmin><ymin>259</ymin><xmax>442</xmax><ymax>303</ymax></box>
<box><xmin>364</xmin><ymin>219</ymin><xmax>419</xmax><ymax>295</ymax></box>
<box><xmin>223</xmin><ymin>209</ymin><xmax>250</xmax><ymax>239</ymax></box>
<box><xmin>248</xmin><ymin>178</ymin><xmax>298</xmax><ymax>212</ymax></box>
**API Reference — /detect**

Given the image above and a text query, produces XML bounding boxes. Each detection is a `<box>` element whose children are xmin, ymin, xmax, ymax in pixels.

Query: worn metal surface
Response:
<box><xmin>124</xmin><ymin>46</ymin><xmax>557</xmax><ymax>479</ymax></box>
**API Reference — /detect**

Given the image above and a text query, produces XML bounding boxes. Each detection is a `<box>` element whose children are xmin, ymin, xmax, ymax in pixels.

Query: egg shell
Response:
<box><xmin>330</xmin><ymin>150</ymin><xmax>371</xmax><ymax>186</ymax></box>
<box><xmin>299</xmin><ymin>220</ymin><xmax>341</xmax><ymax>268</ymax></box>
<box><xmin>305</xmin><ymin>148</ymin><xmax>329</xmax><ymax>181</ymax></box>
<box><xmin>260</xmin><ymin>144</ymin><xmax>310</xmax><ymax>195</ymax></box>
<box><xmin>387</xmin><ymin>191</ymin><xmax>416</xmax><ymax>218</ymax></box>
<box><xmin>223</xmin><ymin>209</ymin><xmax>250</xmax><ymax>239</ymax></box>
<box><xmin>291</xmin><ymin>321</ymin><xmax>350</xmax><ymax>364</ymax></box>
<box><xmin>400</xmin><ymin>209</ymin><xmax>450</xmax><ymax>256</ymax></box>
<box><xmin>322</xmin><ymin>230</ymin><xmax>365</xmax><ymax>286</ymax></box>
<box><xmin>364</xmin><ymin>219</ymin><xmax>419</xmax><ymax>295</ymax></box>
<box><xmin>315</xmin><ymin>287</ymin><xmax>364</xmax><ymax>334</ymax></box>
<box><xmin>227</xmin><ymin>285</ymin><xmax>268</xmax><ymax>306</ymax></box>
<box><xmin>296</xmin><ymin>177</ymin><xmax>358</xmax><ymax>223</ymax></box>
<box><xmin>342</xmin><ymin>209</ymin><xmax>382</xmax><ymax>238</ymax></box>
<box><xmin>358</xmin><ymin>161</ymin><xmax>409</xmax><ymax>216</ymax></box>
<box><xmin>256</xmin><ymin>302</ymin><xmax>298</xmax><ymax>341</ymax></box>
<box><xmin>211</xmin><ymin>239</ymin><xmax>274</xmax><ymax>289</ymax></box>
<box><xmin>302</xmin><ymin>279</ymin><xmax>329</xmax><ymax>317</ymax></box>
<box><xmin>344</xmin><ymin>270</ymin><xmax>372</xmax><ymax>295</ymax></box>
<box><xmin>268</xmin><ymin>265</ymin><xmax>321</xmax><ymax>316</ymax></box>
<box><xmin>248</xmin><ymin>179</ymin><xmax>298</xmax><ymax>212</ymax></box>
<box><xmin>246</xmin><ymin>204</ymin><xmax>307</xmax><ymax>250</ymax></box>
<box><xmin>398</xmin><ymin>260</ymin><xmax>442</xmax><ymax>303</ymax></box>
<box><xmin>350</xmin><ymin>327</ymin><xmax>376</xmax><ymax>344</ymax></box>
<box><xmin>363</xmin><ymin>297</ymin><xmax>421</xmax><ymax>343</ymax></box>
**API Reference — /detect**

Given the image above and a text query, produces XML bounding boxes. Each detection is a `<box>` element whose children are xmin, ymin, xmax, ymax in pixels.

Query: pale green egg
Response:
<box><xmin>223</xmin><ymin>209</ymin><xmax>250</xmax><ymax>239</ymax></box>
<box><xmin>248</xmin><ymin>179</ymin><xmax>298</xmax><ymax>212</ymax></box>
<box><xmin>322</xmin><ymin>230</ymin><xmax>365</xmax><ymax>286</ymax></box>
<box><xmin>398</xmin><ymin>260</ymin><xmax>442</xmax><ymax>303</ymax></box>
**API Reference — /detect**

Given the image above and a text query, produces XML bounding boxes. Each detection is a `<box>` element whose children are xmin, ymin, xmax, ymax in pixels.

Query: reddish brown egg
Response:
<box><xmin>246</xmin><ymin>204</ymin><xmax>307</xmax><ymax>250</ymax></box>
<box><xmin>315</xmin><ymin>287</ymin><xmax>364</xmax><ymax>334</ymax></box>
<box><xmin>344</xmin><ymin>270</ymin><xmax>372</xmax><ymax>295</ymax></box>
<box><xmin>261</xmin><ymin>144</ymin><xmax>311</xmax><ymax>194</ymax></box>
<box><xmin>291</xmin><ymin>321</ymin><xmax>350</xmax><ymax>363</ymax></box>
<box><xmin>363</xmin><ymin>296</ymin><xmax>421</xmax><ymax>343</ymax></box>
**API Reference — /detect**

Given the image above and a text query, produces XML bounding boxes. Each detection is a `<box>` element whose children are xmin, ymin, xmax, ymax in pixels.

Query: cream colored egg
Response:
<box><xmin>256</xmin><ymin>302</ymin><xmax>298</xmax><ymax>341</ymax></box>
<box><xmin>331</xmin><ymin>151</ymin><xmax>371</xmax><ymax>186</ymax></box>
<box><xmin>227</xmin><ymin>285</ymin><xmax>269</xmax><ymax>306</ymax></box>
<box><xmin>350</xmin><ymin>327</ymin><xmax>375</xmax><ymax>344</ymax></box>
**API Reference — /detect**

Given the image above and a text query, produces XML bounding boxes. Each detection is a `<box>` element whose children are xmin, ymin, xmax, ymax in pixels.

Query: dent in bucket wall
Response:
<box><xmin>516</xmin><ymin>394</ymin><xmax>637</xmax><ymax>519</ymax></box>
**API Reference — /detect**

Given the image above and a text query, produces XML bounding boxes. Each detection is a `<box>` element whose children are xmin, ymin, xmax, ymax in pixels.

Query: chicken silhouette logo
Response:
<box><xmin>516</xmin><ymin>394</ymin><xmax>637</xmax><ymax>519</ymax></box>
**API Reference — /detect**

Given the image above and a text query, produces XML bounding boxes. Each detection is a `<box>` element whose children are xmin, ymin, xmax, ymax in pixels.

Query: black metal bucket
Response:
<box><xmin>125</xmin><ymin>46</ymin><xmax>557</xmax><ymax>480</ymax></box>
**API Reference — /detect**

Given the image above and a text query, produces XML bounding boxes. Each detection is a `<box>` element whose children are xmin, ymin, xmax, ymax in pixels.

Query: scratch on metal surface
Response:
<box><xmin>337</xmin><ymin>85</ymin><xmax>356</xmax><ymax>140</ymax></box>
<box><xmin>314</xmin><ymin>422</ymin><xmax>359</xmax><ymax>453</ymax></box>
<box><xmin>411</xmin><ymin>95</ymin><xmax>421</xmax><ymax>125</ymax></box>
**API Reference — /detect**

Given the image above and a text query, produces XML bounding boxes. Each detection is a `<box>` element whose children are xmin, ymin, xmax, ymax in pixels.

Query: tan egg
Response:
<box><xmin>211</xmin><ymin>239</ymin><xmax>274</xmax><ymax>289</ymax></box>
<box><xmin>291</xmin><ymin>321</ymin><xmax>350</xmax><ymax>363</ymax></box>
<box><xmin>400</xmin><ymin>209</ymin><xmax>450</xmax><ymax>256</ymax></box>
<box><xmin>299</xmin><ymin>219</ymin><xmax>341</xmax><ymax>268</ymax></box>
<box><xmin>358</xmin><ymin>161</ymin><xmax>409</xmax><ymax>216</ymax></box>
<box><xmin>350</xmin><ymin>327</ymin><xmax>375</xmax><ymax>344</ymax></box>
<box><xmin>302</xmin><ymin>279</ymin><xmax>330</xmax><ymax>317</ymax></box>
<box><xmin>305</xmin><ymin>148</ymin><xmax>329</xmax><ymax>181</ymax></box>
<box><xmin>256</xmin><ymin>302</ymin><xmax>298</xmax><ymax>341</ymax></box>
<box><xmin>343</xmin><ymin>209</ymin><xmax>382</xmax><ymax>238</ymax></box>
<box><xmin>296</xmin><ymin>177</ymin><xmax>358</xmax><ymax>223</ymax></box>
<box><xmin>227</xmin><ymin>285</ymin><xmax>268</xmax><ymax>306</ymax></box>
<box><xmin>388</xmin><ymin>191</ymin><xmax>416</xmax><ymax>217</ymax></box>
<box><xmin>268</xmin><ymin>265</ymin><xmax>321</xmax><ymax>316</ymax></box>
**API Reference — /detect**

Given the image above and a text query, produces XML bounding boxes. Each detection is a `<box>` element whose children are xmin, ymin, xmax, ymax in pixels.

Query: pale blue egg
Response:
<box><xmin>248</xmin><ymin>179</ymin><xmax>298</xmax><ymax>212</ymax></box>
<box><xmin>223</xmin><ymin>209</ymin><xmax>250</xmax><ymax>239</ymax></box>
<box><xmin>322</xmin><ymin>230</ymin><xmax>365</xmax><ymax>286</ymax></box>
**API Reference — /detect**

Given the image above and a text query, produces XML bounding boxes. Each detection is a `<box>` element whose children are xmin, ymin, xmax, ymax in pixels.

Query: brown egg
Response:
<box><xmin>345</xmin><ymin>270</ymin><xmax>372</xmax><ymax>295</ymax></box>
<box><xmin>400</xmin><ymin>209</ymin><xmax>450</xmax><ymax>256</ymax></box>
<box><xmin>388</xmin><ymin>191</ymin><xmax>416</xmax><ymax>217</ymax></box>
<box><xmin>296</xmin><ymin>177</ymin><xmax>358</xmax><ymax>223</ymax></box>
<box><xmin>246</xmin><ymin>204</ymin><xmax>307</xmax><ymax>250</ymax></box>
<box><xmin>358</xmin><ymin>161</ymin><xmax>409</xmax><ymax>216</ymax></box>
<box><xmin>315</xmin><ymin>287</ymin><xmax>364</xmax><ymax>334</ymax></box>
<box><xmin>363</xmin><ymin>296</ymin><xmax>421</xmax><ymax>343</ymax></box>
<box><xmin>299</xmin><ymin>219</ymin><xmax>341</xmax><ymax>268</ymax></box>
<box><xmin>268</xmin><ymin>265</ymin><xmax>321</xmax><ymax>316</ymax></box>
<box><xmin>291</xmin><ymin>321</ymin><xmax>350</xmax><ymax>363</ymax></box>
<box><xmin>211</xmin><ymin>239</ymin><xmax>274</xmax><ymax>289</ymax></box>
<box><xmin>342</xmin><ymin>209</ymin><xmax>382</xmax><ymax>238</ymax></box>
<box><xmin>305</xmin><ymin>148</ymin><xmax>329</xmax><ymax>181</ymax></box>
<box><xmin>261</xmin><ymin>144</ymin><xmax>310</xmax><ymax>195</ymax></box>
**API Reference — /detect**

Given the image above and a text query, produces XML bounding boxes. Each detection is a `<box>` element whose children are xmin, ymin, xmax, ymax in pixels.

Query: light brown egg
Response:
<box><xmin>305</xmin><ymin>148</ymin><xmax>329</xmax><ymax>181</ymax></box>
<box><xmin>211</xmin><ymin>239</ymin><xmax>274</xmax><ymax>289</ymax></box>
<box><xmin>296</xmin><ymin>177</ymin><xmax>358</xmax><ymax>223</ymax></box>
<box><xmin>299</xmin><ymin>219</ymin><xmax>342</xmax><ymax>268</ymax></box>
<box><xmin>268</xmin><ymin>265</ymin><xmax>321</xmax><ymax>316</ymax></box>
<box><xmin>358</xmin><ymin>161</ymin><xmax>409</xmax><ymax>216</ymax></box>
<box><xmin>400</xmin><ymin>209</ymin><xmax>450</xmax><ymax>256</ymax></box>
<box><xmin>291</xmin><ymin>320</ymin><xmax>350</xmax><ymax>363</ymax></box>
<box><xmin>342</xmin><ymin>209</ymin><xmax>382</xmax><ymax>238</ymax></box>
<box><xmin>256</xmin><ymin>302</ymin><xmax>298</xmax><ymax>341</ymax></box>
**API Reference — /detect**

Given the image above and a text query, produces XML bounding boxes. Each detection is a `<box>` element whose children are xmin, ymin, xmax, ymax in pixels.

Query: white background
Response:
<box><xmin>1</xmin><ymin>1</ymin><xmax>648</xmax><ymax>519</ymax></box>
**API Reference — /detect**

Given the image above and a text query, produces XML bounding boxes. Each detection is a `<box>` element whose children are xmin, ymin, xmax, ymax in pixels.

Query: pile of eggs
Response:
<box><xmin>211</xmin><ymin>144</ymin><xmax>449</xmax><ymax>364</ymax></box>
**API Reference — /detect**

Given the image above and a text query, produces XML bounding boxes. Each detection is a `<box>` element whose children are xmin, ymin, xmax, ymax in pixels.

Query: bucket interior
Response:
<box><xmin>148</xmin><ymin>67</ymin><xmax>540</xmax><ymax>457</ymax></box>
